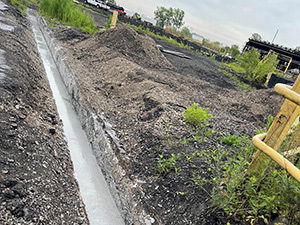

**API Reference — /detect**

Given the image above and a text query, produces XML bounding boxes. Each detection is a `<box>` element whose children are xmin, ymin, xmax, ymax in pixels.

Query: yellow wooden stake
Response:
<box><xmin>110</xmin><ymin>10</ymin><xmax>118</xmax><ymax>29</ymax></box>
<box><xmin>249</xmin><ymin>75</ymin><xmax>300</xmax><ymax>182</ymax></box>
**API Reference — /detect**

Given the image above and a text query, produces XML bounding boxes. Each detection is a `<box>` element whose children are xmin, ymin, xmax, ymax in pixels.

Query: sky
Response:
<box><xmin>115</xmin><ymin>0</ymin><xmax>300</xmax><ymax>50</ymax></box>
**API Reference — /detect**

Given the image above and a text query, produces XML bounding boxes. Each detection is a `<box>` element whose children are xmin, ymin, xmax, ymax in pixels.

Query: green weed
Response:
<box><xmin>157</xmin><ymin>153</ymin><xmax>181</xmax><ymax>174</ymax></box>
<box><xmin>219</xmin><ymin>134</ymin><xmax>242</xmax><ymax>148</ymax></box>
<box><xmin>8</xmin><ymin>0</ymin><xmax>30</xmax><ymax>15</ymax></box>
<box><xmin>183</xmin><ymin>103</ymin><xmax>212</xmax><ymax>128</ymax></box>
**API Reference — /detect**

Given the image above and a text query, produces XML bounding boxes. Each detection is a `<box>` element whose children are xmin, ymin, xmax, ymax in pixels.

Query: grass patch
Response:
<box><xmin>218</xmin><ymin>66</ymin><xmax>255</xmax><ymax>91</ymax></box>
<box><xmin>125</xmin><ymin>24</ymin><xmax>192</xmax><ymax>51</ymax></box>
<box><xmin>39</xmin><ymin>0</ymin><xmax>98</xmax><ymax>34</ymax></box>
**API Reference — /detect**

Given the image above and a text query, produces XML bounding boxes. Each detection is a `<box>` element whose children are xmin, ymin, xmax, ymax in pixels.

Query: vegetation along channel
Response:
<box><xmin>0</xmin><ymin>0</ymin><xmax>299</xmax><ymax>224</ymax></box>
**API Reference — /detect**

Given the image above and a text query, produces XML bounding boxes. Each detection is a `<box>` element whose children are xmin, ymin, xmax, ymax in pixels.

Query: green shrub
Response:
<box><xmin>252</xmin><ymin>53</ymin><xmax>278</xmax><ymax>84</ymax></box>
<box><xmin>39</xmin><ymin>0</ymin><xmax>97</xmax><ymax>34</ymax></box>
<box><xmin>238</xmin><ymin>49</ymin><xmax>260</xmax><ymax>77</ymax></box>
<box><xmin>238</xmin><ymin>49</ymin><xmax>278</xmax><ymax>84</ymax></box>
<box><xmin>183</xmin><ymin>103</ymin><xmax>212</xmax><ymax>127</ymax></box>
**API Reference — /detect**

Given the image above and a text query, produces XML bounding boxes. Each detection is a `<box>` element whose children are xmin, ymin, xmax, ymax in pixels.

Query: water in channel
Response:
<box><xmin>27</xmin><ymin>11</ymin><xmax>124</xmax><ymax>225</ymax></box>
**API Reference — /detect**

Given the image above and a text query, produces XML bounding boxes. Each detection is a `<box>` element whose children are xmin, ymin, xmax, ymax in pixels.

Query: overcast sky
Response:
<box><xmin>116</xmin><ymin>0</ymin><xmax>300</xmax><ymax>50</ymax></box>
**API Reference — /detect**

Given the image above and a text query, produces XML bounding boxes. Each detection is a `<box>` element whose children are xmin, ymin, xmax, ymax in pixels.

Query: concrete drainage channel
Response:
<box><xmin>27</xmin><ymin>10</ymin><xmax>148</xmax><ymax>225</ymax></box>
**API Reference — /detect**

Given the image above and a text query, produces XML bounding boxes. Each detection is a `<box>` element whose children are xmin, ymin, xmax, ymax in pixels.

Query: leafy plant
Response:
<box><xmin>183</xmin><ymin>103</ymin><xmax>212</xmax><ymax>127</ymax></box>
<box><xmin>157</xmin><ymin>153</ymin><xmax>181</xmax><ymax>174</ymax></box>
<box><xmin>191</xmin><ymin>171</ymin><xmax>207</xmax><ymax>186</ymax></box>
<box><xmin>219</xmin><ymin>134</ymin><xmax>242</xmax><ymax>148</ymax></box>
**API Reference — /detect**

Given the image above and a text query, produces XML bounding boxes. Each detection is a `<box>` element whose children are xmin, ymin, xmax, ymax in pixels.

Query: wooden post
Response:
<box><xmin>110</xmin><ymin>10</ymin><xmax>118</xmax><ymax>29</ymax></box>
<box><xmin>249</xmin><ymin>75</ymin><xmax>300</xmax><ymax>180</ymax></box>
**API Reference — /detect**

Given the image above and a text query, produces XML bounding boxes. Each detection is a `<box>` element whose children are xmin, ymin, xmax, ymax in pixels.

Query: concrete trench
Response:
<box><xmin>28</xmin><ymin>10</ymin><xmax>152</xmax><ymax>225</ymax></box>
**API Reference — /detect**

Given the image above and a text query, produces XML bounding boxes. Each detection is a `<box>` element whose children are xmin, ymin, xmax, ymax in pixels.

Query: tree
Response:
<box><xmin>154</xmin><ymin>6</ymin><xmax>185</xmax><ymax>29</ymax></box>
<box><xmin>229</xmin><ymin>44</ymin><xmax>240</xmax><ymax>58</ymax></box>
<box><xmin>180</xmin><ymin>27</ymin><xmax>192</xmax><ymax>38</ymax></box>
<box><xmin>154</xmin><ymin>6</ymin><xmax>168</xmax><ymax>28</ymax></box>
<box><xmin>251</xmin><ymin>33</ymin><xmax>262</xmax><ymax>41</ymax></box>
<box><xmin>295</xmin><ymin>46</ymin><xmax>300</xmax><ymax>51</ymax></box>
<box><xmin>238</xmin><ymin>49</ymin><xmax>278</xmax><ymax>84</ymax></box>
<box><xmin>172</xmin><ymin>8</ymin><xmax>184</xmax><ymax>29</ymax></box>
<box><xmin>220</xmin><ymin>46</ymin><xmax>230</xmax><ymax>54</ymax></box>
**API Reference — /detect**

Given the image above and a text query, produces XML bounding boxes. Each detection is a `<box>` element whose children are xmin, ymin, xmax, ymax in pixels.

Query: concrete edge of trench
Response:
<box><xmin>36</xmin><ymin>15</ymin><xmax>152</xmax><ymax>225</ymax></box>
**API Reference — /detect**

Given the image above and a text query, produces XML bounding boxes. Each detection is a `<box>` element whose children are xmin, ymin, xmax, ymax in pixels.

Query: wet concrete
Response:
<box><xmin>28</xmin><ymin>10</ymin><xmax>124</xmax><ymax>225</ymax></box>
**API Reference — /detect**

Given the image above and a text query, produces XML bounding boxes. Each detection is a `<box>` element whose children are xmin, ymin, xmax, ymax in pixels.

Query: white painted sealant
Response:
<box><xmin>27</xmin><ymin>11</ymin><xmax>124</xmax><ymax>225</ymax></box>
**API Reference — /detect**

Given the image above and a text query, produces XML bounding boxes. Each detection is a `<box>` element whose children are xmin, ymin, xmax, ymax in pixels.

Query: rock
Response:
<box><xmin>9</xmin><ymin>117</ymin><xmax>17</xmax><ymax>122</ymax></box>
<box><xmin>3</xmin><ymin>179</ymin><xmax>18</xmax><ymax>187</ymax></box>
<box><xmin>7</xmin><ymin>158</ymin><xmax>14</xmax><ymax>163</ymax></box>
<box><xmin>19</xmin><ymin>114</ymin><xmax>26</xmax><ymax>119</ymax></box>
<box><xmin>11</xmin><ymin>183</ymin><xmax>27</xmax><ymax>198</ymax></box>
<box><xmin>49</xmin><ymin>128</ymin><xmax>56</xmax><ymax>135</ymax></box>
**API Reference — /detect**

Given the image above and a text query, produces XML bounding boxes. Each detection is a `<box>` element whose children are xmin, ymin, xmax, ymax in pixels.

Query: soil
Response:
<box><xmin>52</xmin><ymin>23</ymin><xmax>284</xmax><ymax>224</ymax></box>
<box><xmin>0</xmin><ymin>1</ymin><xmax>88</xmax><ymax>224</ymax></box>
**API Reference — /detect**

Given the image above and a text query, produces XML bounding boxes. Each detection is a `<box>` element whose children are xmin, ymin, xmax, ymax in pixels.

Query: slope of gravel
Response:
<box><xmin>0</xmin><ymin>1</ymin><xmax>88</xmax><ymax>224</ymax></box>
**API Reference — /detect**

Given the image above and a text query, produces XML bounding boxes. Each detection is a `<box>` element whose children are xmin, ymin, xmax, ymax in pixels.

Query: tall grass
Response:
<box><xmin>39</xmin><ymin>0</ymin><xmax>97</xmax><ymax>34</ymax></box>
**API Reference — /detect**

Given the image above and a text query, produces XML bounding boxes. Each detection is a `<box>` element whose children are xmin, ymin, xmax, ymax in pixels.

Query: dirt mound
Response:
<box><xmin>53</xmin><ymin>25</ymin><xmax>89</xmax><ymax>44</ymax></box>
<box><xmin>80</xmin><ymin>25</ymin><xmax>173</xmax><ymax>69</ymax></box>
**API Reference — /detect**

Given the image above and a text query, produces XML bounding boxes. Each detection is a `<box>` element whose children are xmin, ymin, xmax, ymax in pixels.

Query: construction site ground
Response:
<box><xmin>0</xmin><ymin>2</ymin><xmax>285</xmax><ymax>224</ymax></box>
<box><xmin>53</xmin><ymin>23</ymin><xmax>283</xmax><ymax>224</ymax></box>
